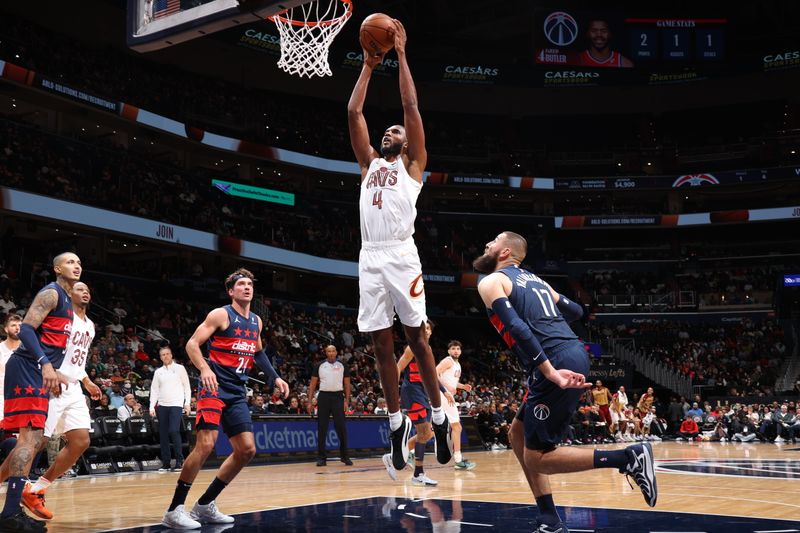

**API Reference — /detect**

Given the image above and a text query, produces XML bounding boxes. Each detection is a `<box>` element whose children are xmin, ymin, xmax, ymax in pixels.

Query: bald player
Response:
<box><xmin>20</xmin><ymin>282</ymin><xmax>102</xmax><ymax>521</ymax></box>
<box><xmin>473</xmin><ymin>233</ymin><xmax>656</xmax><ymax>533</ymax></box>
<box><xmin>0</xmin><ymin>252</ymin><xmax>80</xmax><ymax>532</ymax></box>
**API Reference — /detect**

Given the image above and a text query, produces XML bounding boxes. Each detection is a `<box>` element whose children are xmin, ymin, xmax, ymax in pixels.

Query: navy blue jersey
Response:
<box><xmin>487</xmin><ymin>265</ymin><xmax>578</xmax><ymax>373</ymax></box>
<box><xmin>206</xmin><ymin>305</ymin><xmax>260</xmax><ymax>392</ymax></box>
<box><xmin>15</xmin><ymin>282</ymin><xmax>73</xmax><ymax>367</ymax></box>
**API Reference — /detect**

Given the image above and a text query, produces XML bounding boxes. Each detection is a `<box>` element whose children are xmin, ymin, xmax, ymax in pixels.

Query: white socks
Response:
<box><xmin>30</xmin><ymin>477</ymin><xmax>52</xmax><ymax>493</ymax></box>
<box><xmin>431</xmin><ymin>406</ymin><xmax>445</xmax><ymax>425</ymax></box>
<box><xmin>388</xmin><ymin>411</ymin><xmax>403</xmax><ymax>431</ymax></box>
<box><xmin>453</xmin><ymin>451</ymin><xmax>463</xmax><ymax>463</ymax></box>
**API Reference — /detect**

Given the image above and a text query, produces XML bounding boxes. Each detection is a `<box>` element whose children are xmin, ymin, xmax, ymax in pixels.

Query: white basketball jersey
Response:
<box><xmin>0</xmin><ymin>341</ymin><xmax>15</xmax><ymax>387</ymax></box>
<box><xmin>439</xmin><ymin>356</ymin><xmax>461</xmax><ymax>395</ymax></box>
<box><xmin>60</xmin><ymin>313</ymin><xmax>95</xmax><ymax>383</ymax></box>
<box><xmin>359</xmin><ymin>157</ymin><xmax>422</xmax><ymax>243</ymax></box>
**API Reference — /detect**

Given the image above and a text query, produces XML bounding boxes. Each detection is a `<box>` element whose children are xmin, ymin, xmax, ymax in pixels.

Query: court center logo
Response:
<box><xmin>533</xmin><ymin>403</ymin><xmax>550</xmax><ymax>420</ymax></box>
<box><xmin>544</xmin><ymin>12</ymin><xmax>578</xmax><ymax>47</ymax></box>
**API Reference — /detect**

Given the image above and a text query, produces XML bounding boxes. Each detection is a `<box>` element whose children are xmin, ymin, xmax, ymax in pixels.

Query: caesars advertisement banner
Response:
<box><xmin>213</xmin><ymin>14</ymin><xmax>799</xmax><ymax>87</ymax></box>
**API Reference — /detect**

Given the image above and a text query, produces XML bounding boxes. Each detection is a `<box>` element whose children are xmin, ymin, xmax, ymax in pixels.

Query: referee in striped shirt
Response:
<box><xmin>308</xmin><ymin>345</ymin><xmax>352</xmax><ymax>466</ymax></box>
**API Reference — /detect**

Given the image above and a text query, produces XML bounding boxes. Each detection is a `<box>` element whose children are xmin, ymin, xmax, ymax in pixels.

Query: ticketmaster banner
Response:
<box><xmin>215</xmin><ymin>418</ymin><xmax>391</xmax><ymax>456</ymax></box>
<box><xmin>214</xmin><ymin>417</ymin><xmax>470</xmax><ymax>456</ymax></box>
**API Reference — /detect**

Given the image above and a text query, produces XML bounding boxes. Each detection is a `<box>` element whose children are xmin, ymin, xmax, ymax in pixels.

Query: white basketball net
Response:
<box><xmin>270</xmin><ymin>0</ymin><xmax>352</xmax><ymax>78</ymax></box>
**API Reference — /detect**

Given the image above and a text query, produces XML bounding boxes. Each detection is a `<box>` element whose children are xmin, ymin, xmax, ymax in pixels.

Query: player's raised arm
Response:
<box><xmin>478</xmin><ymin>273</ymin><xmax>587</xmax><ymax>390</ymax></box>
<box><xmin>393</xmin><ymin>19</ymin><xmax>427</xmax><ymax>180</ymax></box>
<box><xmin>186</xmin><ymin>307</ymin><xmax>227</xmax><ymax>392</ymax></box>
<box><xmin>347</xmin><ymin>49</ymin><xmax>382</xmax><ymax>177</ymax></box>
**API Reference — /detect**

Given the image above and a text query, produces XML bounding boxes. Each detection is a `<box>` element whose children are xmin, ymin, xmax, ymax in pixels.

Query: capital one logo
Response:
<box><xmin>533</xmin><ymin>403</ymin><xmax>551</xmax><ymax>420</ymax></box>
<box><xmin>544</xmin><ymin>12</ymin><xmax>578</xmax><ymax>47</ymax></box>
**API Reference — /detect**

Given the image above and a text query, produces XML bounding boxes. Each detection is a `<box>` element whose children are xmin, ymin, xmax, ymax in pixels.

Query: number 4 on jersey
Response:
<box><xmin>372</xmin><ymin>190</ymin><xmax>383</xmax><ymax>209</ymax></box>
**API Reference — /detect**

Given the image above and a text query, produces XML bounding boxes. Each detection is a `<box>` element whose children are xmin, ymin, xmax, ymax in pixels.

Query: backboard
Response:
<box><xmin>127</xmin><ymin>0</ymin><xmax>309</xmax><ymax>52</ymax></box>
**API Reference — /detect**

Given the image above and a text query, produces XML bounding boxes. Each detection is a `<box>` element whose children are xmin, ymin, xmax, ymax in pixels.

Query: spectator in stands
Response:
<box><xmin>0</xmin><ymin>288</ymin><xmax>15</xmax><ymax>314</ymax></box>
<box><xmin>679</xmin><ymin>414</ymin><xmax>700</xmax><ymax>441</ymax></box>
<box><xmin>732</xmin><ymin>412</ymin><xmax>758</xmax><ymax>442</ymax></box>
<box><xmin>667</xmin><ymin>396</ymin><xmax>683</xmax><ymax>433</ymax></box>
<box><xmin>286</xmin><ymin>397</ymin><xmax>303</xmax><ymax>415</ymax></box>
<box><xmin>687</xmin><ymin>402</ymin><xmax>703</xmax><ymax>418</ymax></box>
<box><xmin>372</xmin><ymin>397</ymin><xmax>387</xmax><ymax>415</ymax></box>
<box><xmin>773</xmin><ymin>404</ymin><xmax>794</xmax><ymax>443</ymax></box>
<box><xmin>117</xmin><ymin>394</ymin><xmax>143</xmax><ymax>422</ymax></box>
<box><xmin>758</xmin><ymin>405</ymin><xmax>776</xmax><ymax>442</ymax></box>
<box><xmin>106</xmin><ymin>382</ymin><xmax>125</xmax><ymax>409</ymax></box>
<box><xmin>92</xmin><ymin>394</ymin><xmax>116</xmax><ymax>419</ymax></box>
<box><xmin>249</xmin><ymin>395</ymin><xmax>269</xmax><ymax>415</ymax></box>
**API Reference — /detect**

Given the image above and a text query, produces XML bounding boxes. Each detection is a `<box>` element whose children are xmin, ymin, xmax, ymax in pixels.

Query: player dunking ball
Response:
<box><xmin>473</xmin><ymin>232</ymin><xmax>656</xmax><ymax>533</ymax></box>
<box><xmin>436</xmin><ymin>340</ymin><xmax>476</xmax><ymax>470</ymax></box>
<box><xmin>0</xmin><ymin>252</ymin><xmax>80</xmax><ymax>533</ymax></box>
<box><xmin>383</xmin><ymin>320</ymin><xmax>449</xmax><ymax>485</ymax></box>
<box><xmin>161</xmin><ymin>268</ymin><xmax>289</xmax><ymax>530</ymax></box>
<box><xmin>348</xmin><ymin>18</ymin><xmax>452</xmax><ymax>470</ymax></box>
<box><xmin>20</xmin><ymin>282</ymin><xmax>102</xmax><ymax>522</ymax></box>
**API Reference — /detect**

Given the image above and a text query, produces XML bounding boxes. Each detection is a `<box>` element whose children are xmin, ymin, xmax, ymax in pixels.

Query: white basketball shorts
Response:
<box><xmin>358</xmin><ymin>239</ymin><xmax>427</xmax><ymax>332</ymax></box>
<box><xmin>44</xmin><ymin>382</ymin><xmax>91</xmax><ymax>437</ymax></box>
<box><xmin>441</xmin><ymin>392</ymin><xmax>460</xmax><ymax>424</ymax></box>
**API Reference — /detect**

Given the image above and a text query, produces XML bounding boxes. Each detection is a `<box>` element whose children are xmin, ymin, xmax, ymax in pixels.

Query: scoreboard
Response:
<box><xmin>626</xmin><ymin>18</ymin><xmax>725</xmax><ymax>62</ymax></box>
<box><xmin>534</xmin><ymin>10</ymin><xmax>727</xmax><ymax>68</ymax></box>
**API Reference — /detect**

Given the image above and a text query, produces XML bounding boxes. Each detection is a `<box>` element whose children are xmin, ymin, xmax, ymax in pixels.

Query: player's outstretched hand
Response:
<box><xmin>551</xmin><ymin>369</ymin><xmax>592</xmax><ymax>390</ymax></box>
<box><xmin>200</xmin><ymin>366</ymin><xmax>218</xmax><ymax>393</ymax></box>
<box><xmin>276</xmin><ymin>377</ymin><xmax>290</xmax><ymax>399</ymax></box>
<box><xmin>86</xmin><ymin>380</ymin><xmax>102</xmax><ymax>401</ymax></box>
<box><xmin>392</xmin><ymin>19</ymin><xmax>407</xmax><ymax>54</ymax></box>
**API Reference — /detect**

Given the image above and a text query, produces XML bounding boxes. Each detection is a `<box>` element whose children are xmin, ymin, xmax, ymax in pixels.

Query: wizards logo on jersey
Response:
<box><xmin>207</xmin><ymin>305</ymin><xmax>260</xmax><ymax>386</ymax></box>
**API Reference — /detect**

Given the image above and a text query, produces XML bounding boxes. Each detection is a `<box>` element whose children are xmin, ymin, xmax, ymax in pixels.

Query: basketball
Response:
<box><xmin>360</xmin><ymin>13</ymin><xmax>395</xmax><ymax>57</ymax></box>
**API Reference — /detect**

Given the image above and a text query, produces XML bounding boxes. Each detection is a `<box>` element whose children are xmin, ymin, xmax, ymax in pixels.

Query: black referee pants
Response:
<box><xmin>317</xmin><ymin>391</ymin><xmax>348</xmax><ymax>460</ymax></box>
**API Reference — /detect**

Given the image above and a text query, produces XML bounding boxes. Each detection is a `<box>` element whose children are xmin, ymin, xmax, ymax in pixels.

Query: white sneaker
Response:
<box><xmin>162</xmin><ymin>505</ymin><xmax>202</xmax><ymax>529</ymax></box>
<box><xmin>411</xmin><ymin>473</ymin><xmax>438</xmax><ymax>486</ymax></box>
<box><xmin>190</xmin><ymin>501</ymin><xmax>235</xmax><ymax>524</ymax></box>
<box><xmin>382</xmin><ymin>453</ymin><xmax>398</xmax><ymax>481</ymax></box>
<box><xmin>774</xmin><ymin>437</ymin><xmax>785</xmax><ymax>443</ymax></box>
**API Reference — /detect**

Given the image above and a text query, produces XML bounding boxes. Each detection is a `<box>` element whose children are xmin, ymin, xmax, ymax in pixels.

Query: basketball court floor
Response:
<box><xmin>13</xmin><ymin>442</ymin><xmax>799</xmax><ymax>532</ymax></box>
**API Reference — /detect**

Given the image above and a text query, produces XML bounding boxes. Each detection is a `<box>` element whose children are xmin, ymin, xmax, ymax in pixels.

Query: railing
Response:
<box><xmin>593</xmin><ymin>293</ymin><xmax>678</xmax><ymax>311</ymax></box>
<box><xmin>611</xmin><ymin>338</ymin><xmax>692</xmax><ymax>398</ymax></box>
<box><xmin>774</xmin><ymin>316</ymin><xmax>800</xmax><ymax>393</ymax></box>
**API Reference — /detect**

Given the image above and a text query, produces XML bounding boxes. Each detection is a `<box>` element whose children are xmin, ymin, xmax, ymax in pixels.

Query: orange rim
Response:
<box><xmin>269</xmin><ymin>0</ymin><xmax>352</xmax><ymax>27</ymax></box>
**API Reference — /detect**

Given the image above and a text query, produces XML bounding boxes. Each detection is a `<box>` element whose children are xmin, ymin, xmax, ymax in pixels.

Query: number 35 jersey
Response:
<box><xmin>488</xmin><ymin>265</ymin><xmax>578</xmax><ymax>373</ymax></box>
<box><xmin>359</xmin><ymin>157</ymin><xmax>422</xmax><ymax>244</ymax></box>
<box><xmin>207</xmin><ymin>305</ymin><xmax>260</xmax><ymax>394</ymax></box>
<box><xmin>59</xmin><ymin>313</ymin><xmax>95</xmax><ymax>384</ymax></box>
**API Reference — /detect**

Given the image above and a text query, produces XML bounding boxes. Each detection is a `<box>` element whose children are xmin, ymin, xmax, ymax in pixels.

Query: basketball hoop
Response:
<box><xmin>269</xmin><ymin>0</ymin><xmax>353</xmax><ymax>78</ymax></box>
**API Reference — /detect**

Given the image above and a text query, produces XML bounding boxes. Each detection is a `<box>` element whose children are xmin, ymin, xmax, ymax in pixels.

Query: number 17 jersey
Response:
<box><xmin>488</xmin><ymin>265</ymin><xmax>577</xmax><ymax>373</ymax></box>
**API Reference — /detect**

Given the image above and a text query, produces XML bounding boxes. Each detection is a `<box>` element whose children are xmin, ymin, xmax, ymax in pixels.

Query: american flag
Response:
<box><xmin>154</xmin><ymin>0</ymin><xmax>181</xmax><ymax>19</ymax></box>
